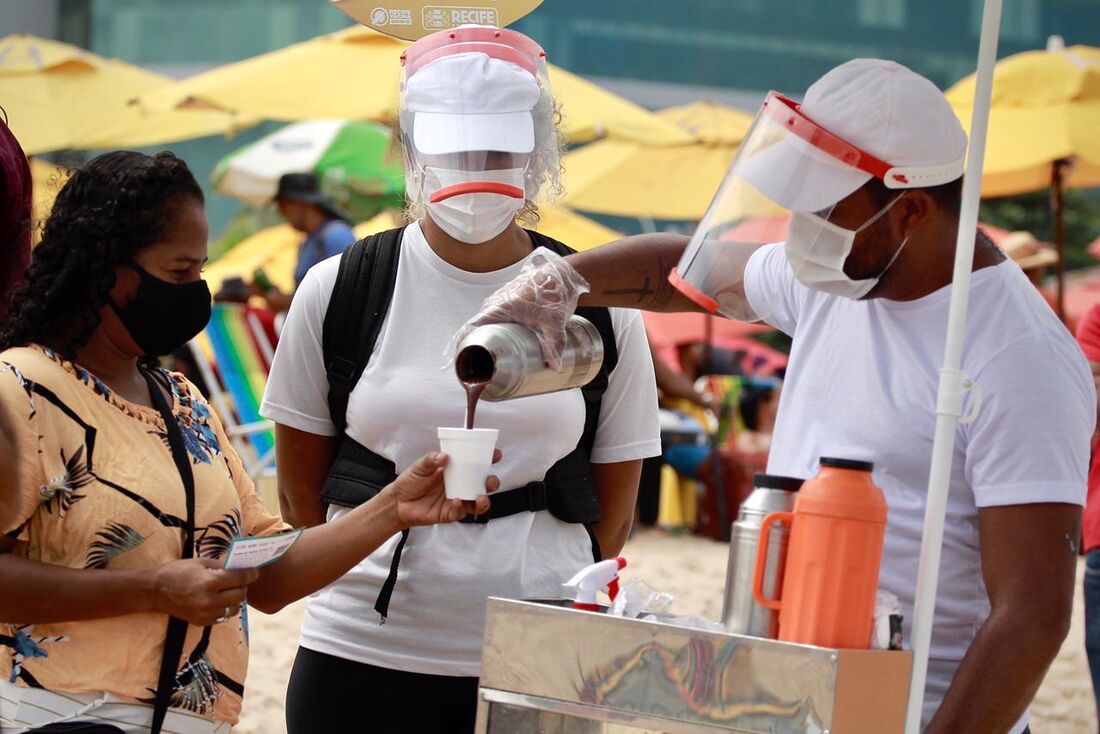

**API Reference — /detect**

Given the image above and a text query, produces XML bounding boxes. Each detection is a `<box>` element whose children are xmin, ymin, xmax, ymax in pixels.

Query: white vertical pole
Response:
<box><xmin>904</xmin><ymin>1</ymin><xmax>1003</xmax><ymax>732</ymax></box>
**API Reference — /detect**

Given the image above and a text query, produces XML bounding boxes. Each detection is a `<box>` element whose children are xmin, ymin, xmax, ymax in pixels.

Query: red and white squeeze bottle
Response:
<box><xmin>563</xmin><ymin>557</ymin><xmax>627</xmax><ymax>611</ymax></box>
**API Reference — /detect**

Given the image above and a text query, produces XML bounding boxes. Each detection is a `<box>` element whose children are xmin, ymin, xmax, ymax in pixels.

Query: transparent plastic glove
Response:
<box><xmin>446</xmin><ymin>249</ymin><xmax>590</xmax><ymax>371</ymax></box>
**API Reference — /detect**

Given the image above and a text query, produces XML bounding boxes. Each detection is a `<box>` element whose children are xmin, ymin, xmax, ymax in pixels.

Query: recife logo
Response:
<box><xmin>422</xmin><ymin>6</ymin><xmax>499</xmax><ymax>30</ymax></box>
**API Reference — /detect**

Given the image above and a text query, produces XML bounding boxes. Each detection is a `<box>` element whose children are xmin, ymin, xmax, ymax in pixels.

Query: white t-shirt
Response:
<box><xmin>260</xmin><ymin>222</ymin><xmax>661</xmax><ymax>676</ymax></box>
<box><xmin>744</xmin><ymin>243</ymin><xmax>1093</xmax><ymax>731</ymax></box>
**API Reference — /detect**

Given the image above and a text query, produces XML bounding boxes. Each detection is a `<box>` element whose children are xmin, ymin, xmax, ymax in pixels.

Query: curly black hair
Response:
<box><xmin>0</xmin><ymin>151</ymin><xmax>204</xmax><ymax>359</ymax></box>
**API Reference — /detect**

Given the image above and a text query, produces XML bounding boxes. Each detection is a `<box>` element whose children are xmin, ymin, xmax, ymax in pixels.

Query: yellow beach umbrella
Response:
<box><xmin>204</xmin><ymin>206</ymin><xmax>620</xmax><ymax>294</ymax></box>
<box><xmin>946</xmin><ymin>39</ymin><xmax>1100</xmax><ymax>317</ymax></box>
<box><xmin>548</xmin><ymin>66</ymin><xmax>693</xmax><ymax>145</ymax></box>
<box><xmin>534</xmin><ymin>204</ymin><xmax>623</xmax><ymax>251</ymax></box>
<box><xmin>0</xmin><ymin>34</ymin><xmax>254</xmax><ymax>155</ymax></box>
<box><xmin>203</xmin><ymin>223</ymin><xmax>304</xmax><ymax>296</ymax></box>
<box><xmin>946</xmin><ymin>41</ymin><xmax>1100</xmax><ymax>196</ymax></box>
<box><xmin>138</xmin><ymin>26</ymin><xmax>689</xmax><ymax>146</ymax></box>
<box><xmin>561</xmin><ymin>101</ymin><xmax>754</xmax><ymax>220</ymax></box>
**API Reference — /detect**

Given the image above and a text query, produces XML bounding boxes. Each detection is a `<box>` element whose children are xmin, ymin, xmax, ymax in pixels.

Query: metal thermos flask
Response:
<box><xmin>721</xmin><ymin>473</ymin><xmax>803</xmax><ymax>637</ymax></box>
<box><xmin>454</xmin><ymin>316</ymin><xmax>604</xmax><ymax>401</ymax></box>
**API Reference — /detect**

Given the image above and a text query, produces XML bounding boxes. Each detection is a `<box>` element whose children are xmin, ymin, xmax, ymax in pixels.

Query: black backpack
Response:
<box><xmin>318</xmin><ymin>226</ymin><xmax>619</xmax><ymax>620</ymax></box>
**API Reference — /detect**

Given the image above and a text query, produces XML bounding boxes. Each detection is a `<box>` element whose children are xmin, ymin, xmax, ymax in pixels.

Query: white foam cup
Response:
<box><xmin>437</xmin><ymin>427</ymin><xmax>499</xmax><ymax>501</ymax></box>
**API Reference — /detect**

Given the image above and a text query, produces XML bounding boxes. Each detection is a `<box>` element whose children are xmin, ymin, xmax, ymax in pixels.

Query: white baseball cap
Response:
<box><xmin>404</xmin><ymin>51</ymin><xmax>540</xmax><ymax>156</ymax></box>
<box><xmin>743</xmin><ymin>59</ymin><xmax>969</xmax><ymax>213</ymax></box>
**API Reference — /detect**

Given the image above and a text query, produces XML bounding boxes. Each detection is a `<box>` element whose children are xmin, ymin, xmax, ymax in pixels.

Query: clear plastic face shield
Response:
<box><xmin>399</xmin><ymin>26</ymin><xmax>560</xmax><ymax>243</ymax></box>
<box><xmin>671</xmin><ymin>93</ymin><xmax>948</xmax><ymax>318</ymax></box>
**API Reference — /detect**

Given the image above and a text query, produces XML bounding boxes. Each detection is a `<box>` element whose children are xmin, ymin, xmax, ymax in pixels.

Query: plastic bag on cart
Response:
<box><xmin>610</xmin><ymin>578</ymin><xmax>725</xmax><ymax>632</ymax></box>
<box><xmin>609</xmin><ymin>578</ymin><xmax>674</xmax><ymax>619</ymax></box>
<box><xmin>872</xmin><ymin>590</ymin><xmax>904</xmax><ymax>650</ymax></box>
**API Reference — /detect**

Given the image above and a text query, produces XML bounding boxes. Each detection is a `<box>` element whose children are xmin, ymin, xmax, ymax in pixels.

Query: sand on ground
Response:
<box><xmin>236</xmin><ymin>528</ymin><xmax>1098</xmax><ymax>733</ymax></box>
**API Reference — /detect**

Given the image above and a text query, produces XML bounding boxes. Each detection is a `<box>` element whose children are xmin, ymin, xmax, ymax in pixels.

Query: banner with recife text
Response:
<box><xmin>331</xmin><ymin>0</ymin><xmax>543</xmax><ymax>40</ymax></box>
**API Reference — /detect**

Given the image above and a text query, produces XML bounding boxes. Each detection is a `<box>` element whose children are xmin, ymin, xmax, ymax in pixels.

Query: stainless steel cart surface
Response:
<box><xmin>476</xmin><ymin>598</ymin><xmax>911</xmax><ymax>734</ymax></box>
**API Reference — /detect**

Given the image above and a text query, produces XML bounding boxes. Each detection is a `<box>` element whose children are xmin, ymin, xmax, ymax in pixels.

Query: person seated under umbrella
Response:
<box><xmin>252</xmin><ymin>172</ymin><xmax>358</xmax><ymax>312</ymax></box>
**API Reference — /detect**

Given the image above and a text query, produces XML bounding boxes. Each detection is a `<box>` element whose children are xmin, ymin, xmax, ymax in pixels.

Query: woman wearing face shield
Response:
<box><xmin>260</xmin><ymin>27</ymin><xmax>660</xmax><ymax>734</ymax></box>
<box><xmin>0</xmin><ymin>151</ymin><xmax>492</xmax><ymax>734</ymax></box>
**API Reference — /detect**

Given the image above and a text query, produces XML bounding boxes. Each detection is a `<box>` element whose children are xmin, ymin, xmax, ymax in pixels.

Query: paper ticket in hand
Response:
<box><xmin>223</xmin><ymin>528</ymin><xmax>304</xmax><ymax>570</ymax></box>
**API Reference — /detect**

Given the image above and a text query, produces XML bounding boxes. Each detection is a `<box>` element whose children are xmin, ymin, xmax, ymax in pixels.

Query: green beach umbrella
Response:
<box><xmin>213</xmin><ymin>119</ymin><xmax>405</xmax><ymax>216</ymax></box>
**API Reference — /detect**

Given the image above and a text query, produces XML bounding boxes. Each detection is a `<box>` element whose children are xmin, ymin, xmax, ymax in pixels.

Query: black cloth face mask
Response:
<box><xmin>110</xmin><ymin>262</ymin><xmax>212</xmax><ymax>356</ymax></box>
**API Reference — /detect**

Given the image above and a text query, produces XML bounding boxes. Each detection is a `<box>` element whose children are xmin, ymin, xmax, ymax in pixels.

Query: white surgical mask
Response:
<box><xmin>784</xmin><ymin>195</ymin><xmax>908</xmax><ymax>300</ymax></box>
<box><xmin>423</xmin><ymin>167</ymin><xmax>526</xmax><ymax>244</ymax></box>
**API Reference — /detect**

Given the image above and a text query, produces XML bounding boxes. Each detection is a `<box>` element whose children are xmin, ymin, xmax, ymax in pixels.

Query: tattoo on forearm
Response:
<box><xmin>601</xmin><ymin>256</ymin><xmax>678</xmax><ymax>309</ymax></box>
<box><xmin>649</xmin><ymin>257</ymin><xmax>680</xmax><ymax>310</ymax></box>
<box><xmin>604</xmin><ymin>277</ymin><xmax>657</xmax><ymax>304</ymax></box>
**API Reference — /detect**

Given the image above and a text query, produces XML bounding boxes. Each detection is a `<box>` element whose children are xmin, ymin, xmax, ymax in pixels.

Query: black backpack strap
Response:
<box><xmin>525</xmin><ymin>230</ymin><xmax>620</xmax><ymax>527</ymax></box>
<box><xmin>373</xmin><ymin>528</ymin><xmax>409</xmax><ymax>624</ymax></box>
<box><xmin>459</xmin><ymin>480</ymin><xmax>548</xmax><ymax>524</ymax></box>
<box><xmin>320</xmin><ymin>227</ymin><xmax>404</xmax><ymax>622</ymax></box>
<box><xmin>320</xmin><ymin>436</ymin><xmax>398</xmax><ymax>509</ymax></box>
<box><xmin>322</xmin><ymin>226</ymin><xmax>404</xmax><ymax>433</ymax></box>
<box><xmin>140</xmin><ymin>368</ymin><xmax>196</xmax><ymax>734</ymax></box>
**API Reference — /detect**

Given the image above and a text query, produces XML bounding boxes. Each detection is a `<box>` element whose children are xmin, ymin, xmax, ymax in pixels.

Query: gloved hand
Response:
<box><xmin>448</xmin><ymin>249</ymin><xmax>590</xmax><ymax>371</ymax></box>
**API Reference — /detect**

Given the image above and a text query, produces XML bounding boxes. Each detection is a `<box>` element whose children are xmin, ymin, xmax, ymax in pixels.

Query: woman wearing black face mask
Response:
<box><xmin>0</xmin><ymin>151</ymin><xmax>494</xmax><ymax>734</ymax></box>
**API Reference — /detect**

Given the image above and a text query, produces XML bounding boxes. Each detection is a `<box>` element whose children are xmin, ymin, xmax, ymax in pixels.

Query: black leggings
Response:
<box><xmin>285</xmin><ymin>646</ymin><xmax>480</xmax><ymax>734</ymax></box>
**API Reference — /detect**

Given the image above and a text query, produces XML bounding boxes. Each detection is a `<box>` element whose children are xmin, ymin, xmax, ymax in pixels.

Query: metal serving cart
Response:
<box><xmin>475</xmin><ymin>598</ymin><xmax>911</xmax><ymax>734</ymax></box>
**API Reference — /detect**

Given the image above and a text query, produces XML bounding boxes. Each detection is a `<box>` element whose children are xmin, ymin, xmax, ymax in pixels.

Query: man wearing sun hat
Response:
<box><xmin>251</xmin><ymin>172</ymin><xmax>357</xmax><ymax>313</ymax></box>
<box><xmin>456</xmin><ymin>59</ymin><xmax>1093</xmax><ymax>732</ymax></box>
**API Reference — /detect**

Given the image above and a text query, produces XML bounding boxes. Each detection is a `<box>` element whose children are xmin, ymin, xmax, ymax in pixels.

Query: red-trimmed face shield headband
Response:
<box><xmin>762</xmin><ymin>92</ymin><xmax>966</xmax><ymax>190</ymax></box>
<box><xmin>763</xmin><ymin>93</ymin><xmax>902</xmax><ymax>184</ymax></box>
<box><xmin>402</xmin><ymin>25</ymin><xmax>546</xmax><ymax>77</ymax></box>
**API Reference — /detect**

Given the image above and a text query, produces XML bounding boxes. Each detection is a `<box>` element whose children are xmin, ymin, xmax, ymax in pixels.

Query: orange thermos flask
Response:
<box><xmin>752</xmin><ymin>457</ymin><xmax>887</xmax><ymax>649</ymax></box>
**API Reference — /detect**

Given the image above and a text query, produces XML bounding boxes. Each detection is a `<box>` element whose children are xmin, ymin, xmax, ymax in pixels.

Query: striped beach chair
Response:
<box><xmin>189</xmin><ymin>304</ymin><xmax>276</xmax><ymax>483</ymax></box>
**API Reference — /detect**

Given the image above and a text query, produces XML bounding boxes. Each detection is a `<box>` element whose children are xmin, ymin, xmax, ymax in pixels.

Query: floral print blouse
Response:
<box><xmin>0</xmin><ymin>345</ymin><xmax>289</xmax><ymax>725</ymax></box>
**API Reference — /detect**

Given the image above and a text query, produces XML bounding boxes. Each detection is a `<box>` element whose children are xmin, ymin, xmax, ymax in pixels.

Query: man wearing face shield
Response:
<box><xmin>456</xmin><ymin>59</ymin><xmax>1093</xmax><ymax>733</ymax></box>
<box><xmin>260</xmin><ymin>26</ymin><xmax>660</xmax><ymax>733</ymax></box>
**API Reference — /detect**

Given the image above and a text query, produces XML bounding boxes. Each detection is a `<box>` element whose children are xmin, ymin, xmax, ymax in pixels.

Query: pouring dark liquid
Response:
<box><xmin>464</xmin><ymin>380</ymin><xmax>488</xmax><ymax>430</ymax></box>
<box><xmin>458</xmin><ymin>345</ymin><xmax>494</xmax><ymax>430</ymax></box>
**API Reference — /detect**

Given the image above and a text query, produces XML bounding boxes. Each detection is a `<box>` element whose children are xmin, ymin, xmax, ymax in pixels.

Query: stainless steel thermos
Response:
<box><xmin>453</xmin><ymin>316</ymin><xmax>604</xmax><ymax>401</ymax></box>
<box><xmin>721</xmin><ymin>473</ymin><xmax>803</xmax><ymax>637</ymax></box>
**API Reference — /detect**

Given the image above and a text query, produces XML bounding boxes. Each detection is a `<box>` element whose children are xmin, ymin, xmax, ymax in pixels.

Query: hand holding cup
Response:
<box><xmin>438</xmin><ymin>427</ymin><xmax>501</xmax><ymax>504</ymax></box>
<box><xmin>391</xmin><ymin>449</ymin><xmax>501</xmax><ymax>528</ymax></box>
